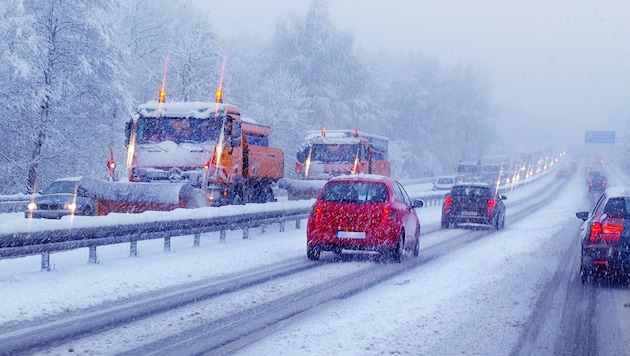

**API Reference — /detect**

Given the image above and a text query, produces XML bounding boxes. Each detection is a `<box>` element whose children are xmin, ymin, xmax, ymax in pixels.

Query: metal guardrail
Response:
<box><xmin>0</xmin><ymin>207</ymin><xmax>310</xmax><ymax>270</ymax></box>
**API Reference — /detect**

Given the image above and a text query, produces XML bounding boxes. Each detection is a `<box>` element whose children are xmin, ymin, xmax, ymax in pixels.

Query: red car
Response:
<box><xmin>306</xmin><ymin>174</ymin><xmax>423</xmax><ymax>262</ymax></box>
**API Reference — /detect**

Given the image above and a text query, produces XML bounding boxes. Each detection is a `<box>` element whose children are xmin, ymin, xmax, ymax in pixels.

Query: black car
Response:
<box><xmin>586</xmin><ymin>171</ymin><xmax>607</xmax><ymax>192</ymax></box>
<box><xmin>556</xmin><ymin>166</ymin><xmax>571</xmax><ymax>178</ymax></box>
<box><xmin>25</xmin><ymin>177</ymin><xmax>95</xmax><ymax>219</ymax></box>
<box><xmin>576</xmin><ymin>187</ymin><xmax>630</xmax><ymax>283</ymax></box>
<box><xmin>441</xmin><ymin>182</ymin><xmax>507</xmax><ymax>230</ymax></box>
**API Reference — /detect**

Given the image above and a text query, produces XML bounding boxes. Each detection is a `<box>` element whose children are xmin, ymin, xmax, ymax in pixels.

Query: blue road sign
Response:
<box><xmin>585</xmin><ymin>130</ymin><xmax>615</xmax><ymax>144</ymax></box>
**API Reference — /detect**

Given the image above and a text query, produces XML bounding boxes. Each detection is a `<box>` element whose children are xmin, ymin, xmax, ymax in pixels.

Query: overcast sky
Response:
<box><xmin>199</xmin><ymin>0</ymin><xmax>630</xmax><ymax>151</ymax></box>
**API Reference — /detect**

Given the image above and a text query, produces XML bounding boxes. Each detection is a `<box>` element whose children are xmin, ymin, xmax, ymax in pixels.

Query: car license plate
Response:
<box><xmin>462</xmin><ymin>211</ymin><xmax>477</xmax><ymax>216</ymax></box>
<box><xmin>336</xmin><ymin>231</ymin><xmax>366</xmax><ymax>239</ymax></box>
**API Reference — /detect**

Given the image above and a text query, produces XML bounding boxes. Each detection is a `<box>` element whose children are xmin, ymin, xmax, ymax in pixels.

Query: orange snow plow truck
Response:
<box><xmin>280</xmin><ymin>129</ymin><xmax>390</xmax><ymax>200</ymax></box>
<box><xmin>121</xmin><ymin>99</ymin><xmax>284</xmax><ymax>208</ymax></box>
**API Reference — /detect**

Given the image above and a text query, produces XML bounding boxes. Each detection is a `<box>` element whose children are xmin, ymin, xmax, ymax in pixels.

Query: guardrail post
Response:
<box><xmin>279</xmin><ymin>221</ymin><xmax>285</xmax><ymax>232</ymax></box>
<box><xmin>261</xmin><ymin>224</ymin><xmax>266</xmax><ymax>233</ymax></box>
<box><xmin>220</xmin><ymin>229</ymin><xmax>226</xmax><ymax>242</ymax></box>
<box><xmin>242</xmin><ymin>227</ymin><xmax>249</xmax><ymax>239</ymax></box>
<box><xmin>164</xmin><ymin>237</ymin><xmax>171</xmax><ymax>252</ymax></box>
<box><xmin>41</xmin><ymin>251</ymin><xmax>50</xmax><ymax>271</ymax></box>
<box><xmin>193</xmin><ymin>232</ymin><xmax>200</xmax><ymax>247</ymax></box>
<box><xmin>88</xmin><ymin>246</ymin><xmax>97</xmax><ymax>264</ymax></box>
<box><xmin>295</xmin><ymin>219</ymin><xmax>301</xmax><ymax>229</ymax></box>
<box><xmin>130</xmin><ymin>240</ymin><xmax>138</xmax><ymax>257</ymax></box>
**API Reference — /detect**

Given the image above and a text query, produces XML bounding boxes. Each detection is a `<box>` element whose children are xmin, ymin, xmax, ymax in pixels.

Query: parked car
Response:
<box><xmin>576</xmin><ymin>187</ymin><xmax>630</xmax><ymax>283</ymax></box>
<box><xmin>306</xmin><ymin>174</ymin><xmax>423</xmax><ymax>262</ymax></box>
<box><xmin>432</xmin><ymin>176</ymin><xmax>456</xmax><ymax>191</ymax></box>
<box><xmin>441</xmin><ymin>182</ymin><xmax>507</xmax><ymax>230</ymax></box>
<box><xmin>24</xmin><ymin>177</ymin><xmax>95</xmax><ymax>219</ymax></box>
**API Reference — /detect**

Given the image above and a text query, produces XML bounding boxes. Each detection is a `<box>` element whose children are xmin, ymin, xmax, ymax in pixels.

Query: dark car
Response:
<box><xmin>25</xmin><ymin>177</ymin><xmax>95</xmax><ymax>219</ymax></box>
<box><xmin>306</xmin><ymin>174</ymin><xmax>423</xmax><ymax>262</ymax></box>
<box><xmin>576</xmin><ymin>187</ymin><xmax>630</xmax><ymax>283</ymax></box>
<box><xmin>441</xmin><ymin>182</ymin><xmax>507</xmax><ymax>230</ymax></box>
<box><xmin>586</xmin><ymin>171</ymin><xmax>607</xmax><ymax>192</ymax></box>
<box><xmin>556</xmin><ymin>167</ymin><xmax>571</xmax><ymax>178</ymax></box>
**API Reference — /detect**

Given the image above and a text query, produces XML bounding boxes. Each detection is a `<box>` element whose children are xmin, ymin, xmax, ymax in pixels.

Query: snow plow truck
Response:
<box><xmin>280</xmin><ymin>129</ymin><xmax>390</xmax><ymax>200</ymax></box>
<box><xmin>122</xmin><ymin>97</ymin><xmax>284</xmax><ymax>208</ymax></box>
<box><xmin>26</xmin><ymin>96</ymin><xmax>284</xmax><ymax>217</ymax></box>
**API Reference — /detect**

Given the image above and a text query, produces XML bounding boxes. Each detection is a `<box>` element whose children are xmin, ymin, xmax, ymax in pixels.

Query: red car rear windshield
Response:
<box><xmin>320</xmin><ymin>181</ymin><xmax>388</xmax><ymax>204</ymax></box>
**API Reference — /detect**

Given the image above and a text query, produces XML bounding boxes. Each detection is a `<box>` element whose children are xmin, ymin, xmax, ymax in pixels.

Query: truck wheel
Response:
<box><xmin>263</xmin><ymin>186</ymin><xmax>274</xmax><ymax>203</ymax></box>
<box><xmin>231</xmin><ymin>184</ymin><xmax>245</xmax><ymax>205</ymax></box>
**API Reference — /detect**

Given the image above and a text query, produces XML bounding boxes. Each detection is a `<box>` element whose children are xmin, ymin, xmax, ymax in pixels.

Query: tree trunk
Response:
<box><xmin>26</xmin><ymin>129</ymin><xmax>46</xmax><ymax>194</ymax></box>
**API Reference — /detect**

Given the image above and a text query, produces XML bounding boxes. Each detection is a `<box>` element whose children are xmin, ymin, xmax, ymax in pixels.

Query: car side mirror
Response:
<box><xmin>576</xmin><ymin>211</ymin><xmax>589</xmax><ymax>221</ymax></box>
<box><xmin>413</xmin><ymin>199</ymin><xmax>424</xmax><ymax>208</ymax></box>
<box><xmin>500</xmin><ymin>195</ymin><xmax>507</xmax><ymax>200</ymax></box>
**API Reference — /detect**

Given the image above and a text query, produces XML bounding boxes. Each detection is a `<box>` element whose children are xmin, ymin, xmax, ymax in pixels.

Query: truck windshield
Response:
<box><xmin>310</xmin><ymin>144</ymin><xmax>358</xmax><ymax>163</ymax></box>
<box><xmin>135</xmin><ymin>117</ymin><xmax>222</xmax><ymax>144</ymax></box>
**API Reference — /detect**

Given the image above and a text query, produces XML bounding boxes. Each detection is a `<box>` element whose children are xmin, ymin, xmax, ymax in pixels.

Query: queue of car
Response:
<box><xmin>30</xmin><ymin>164</ymin><xmax>630</xmax><ymax>286</ymax></box>
<box><xmin>305</xmin><ymin>172</ymin><xmax>512</xmax><ymax>263</ymax></box>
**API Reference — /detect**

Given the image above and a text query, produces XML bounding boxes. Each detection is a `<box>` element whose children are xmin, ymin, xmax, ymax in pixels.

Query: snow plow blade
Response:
<box><xmin>79</xmin><ymin>177</ymin><xmax>208</xmax><ymax>215</ymax></box>
<box><xmin>279</xmin><ymin>178</ymin><xmax>327</xmax><ymax>201</ymax></box>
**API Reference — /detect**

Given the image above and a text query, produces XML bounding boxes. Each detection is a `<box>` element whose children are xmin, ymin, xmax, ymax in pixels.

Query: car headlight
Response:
<box><xmin>64</xmin><ymin>202</ymin><xmax>78</xmax><ymax>212</ymax></box>
<box><xmin>27</xmin><ymin>201</ymin><xmax>37</xmax><ymax>211</ymax></box>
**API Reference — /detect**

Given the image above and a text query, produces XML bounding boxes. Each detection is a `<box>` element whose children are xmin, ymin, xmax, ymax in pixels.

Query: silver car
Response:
<box><xmin>24</xmin><ymin>177</ymin><xmax>95</xmax><ymax>219</ymax></box>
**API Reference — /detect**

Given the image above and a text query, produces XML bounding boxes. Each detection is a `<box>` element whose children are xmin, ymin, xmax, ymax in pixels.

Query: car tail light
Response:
<box><xmin>310</xmin><ymin>204</ymin><xmax>322</xmax><ymax>220</ymax></box>
<box><xmin>383</xmin><ymin>206</ymin><xmax>397</xmax><ymax>221</ymax></box>
<box><xmin>443</xmin><ymin>196</ymin><xmax>452</xmax><ymax>212</ymax></box>
<box><xmin>590</xmin><ymin>221</ymin><xmax>623</xmax><ymax>242</ymax></box>
<box><xmin>487</xmin><ymin>199</ymin><xmax>496</xmax><ymax>215</ymax></box>
<box><xmin>590</xmin><ymin>222</ymin><xmax>602</xmax><ymax>242</ymax></box>
<box><xmin>602</xmin><ymin>222</ymin><xmax>623</xmax><ymax>241</ymax></box>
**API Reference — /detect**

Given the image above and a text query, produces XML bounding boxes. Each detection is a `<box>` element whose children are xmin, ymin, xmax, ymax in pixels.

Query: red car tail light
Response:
<box><xmin>487</xmin><ymin>199</ymin><xmax>496</xmax><ymax>215</ymax></box>
<box><xmin>443</xmin><ymin>196</ymin><xmax>452</xmax><ymax>212</ymax></box>
<box><xmin>590</xmin><ymin>222</ymin><xmax>602</xmax><ymax>243</ymax></box>
<box><xmin>310</xmin><ymin>204</ymin><xmax>322</xmax><ymax>221</ymax></box>
<box><xmin>383</xmin><ymin>207</ymin><xmax>397</xmax><ymax>221</ymax></box>
<box><xmin>602</xmin><ymin>223</ymin><xmax>623</xmax><ymax>241</ymax></box>
<box><xmin>590</xmin><ymin>221</ymin><xmax>623</xmax><ymax>243</ymax></box>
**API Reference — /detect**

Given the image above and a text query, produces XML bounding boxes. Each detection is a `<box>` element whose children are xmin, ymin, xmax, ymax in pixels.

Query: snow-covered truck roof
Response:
<box><xmin>135</xmin><ymin>101</ymin><xmax>240</xmax><ymax>119</ymax></box>
<box><xmin>304</xmin><ymin>130</ymin><xmax>388</xmax><ymax>152</ymax></box>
